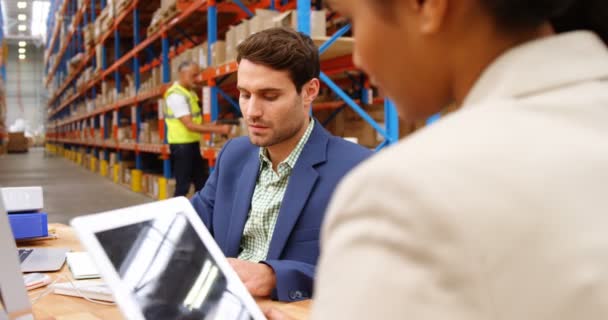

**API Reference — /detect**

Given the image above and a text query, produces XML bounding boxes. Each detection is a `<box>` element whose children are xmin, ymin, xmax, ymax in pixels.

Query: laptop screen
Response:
<box><xmin>94</xmin><ymin>212</ymin><xmax>253</xmax><ymax>320</ymax></box>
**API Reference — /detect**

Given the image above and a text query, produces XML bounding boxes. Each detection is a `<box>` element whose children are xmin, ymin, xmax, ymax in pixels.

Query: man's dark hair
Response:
<box><xmin>237</xmin><ymin>27</ymin><xmax>320</xmax><ymax>93</ymax></box>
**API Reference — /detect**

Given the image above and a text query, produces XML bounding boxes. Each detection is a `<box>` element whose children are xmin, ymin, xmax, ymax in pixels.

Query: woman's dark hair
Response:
<box><xmin>551</xmin><ymin>1</ymin><xmax>608</xmax><ymax>45</ymax></box>
<box><xmin>370</xmin><ymin>0</ymin><xmax>608</xmax><ymax>45</ymax></box>
<box><xmin>480</xmin><ymin>0</ymin><xmax>608</xmax><ymax>45</ymax></box>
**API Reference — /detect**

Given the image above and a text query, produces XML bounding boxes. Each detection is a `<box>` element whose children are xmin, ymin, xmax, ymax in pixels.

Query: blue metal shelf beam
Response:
<box><xmin>319</xmin><ymin>24</ymin><xmax>351</xmax><ymax>54</ymax></box>
<box><xmin>297</xmin><ymin>0</ymin><xmax>311</xmax><ymax>35</ymax></box>
<box><xmin>134</xmin><ymin>6</ymin><xmax>143</xmax><ymax>170</ymax></box>
<box><xmin>311</xmin><ymin>17</ymin><xmax>399</xmax><ymax>149</ymax></box>
<box><xmin>161</xmin><ymin>34</ymin><xmax>171</xmax><ymax>179</ymax></box>
<box><xmin>231</xmin><ymin>0</ymin><xmax>255</xmax><ymax>17</ymax></box>
<box><xmin>208</xmin><ymin>2</ymin><xmax>219</xmax><ymax>121</ymax></box>
<box><xmin>217</xmin><ymin>88</ymin><xmax>241</xmax><ymax>115</ymax></box>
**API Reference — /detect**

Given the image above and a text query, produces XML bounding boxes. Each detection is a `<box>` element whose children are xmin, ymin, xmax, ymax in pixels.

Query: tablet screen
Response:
<box><xmin>94</xmin><ymin>212</ymin><xmax>253</xmax><ymax>320</ymax></box>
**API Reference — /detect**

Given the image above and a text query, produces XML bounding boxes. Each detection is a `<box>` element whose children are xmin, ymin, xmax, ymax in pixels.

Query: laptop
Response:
<box><xmin>71</xmin><ymin>197</ymin><xmax>266</xmax><ymax>320</ymax></box>
<box><xmin>0</xmin><ymin>198</ymin><xmax>34</xmax><ymax>320</ymax></box>
<box><xmin>19</xmin><ymin>246</ymin><xmax>69</xmax><ymax>273</ymax></box>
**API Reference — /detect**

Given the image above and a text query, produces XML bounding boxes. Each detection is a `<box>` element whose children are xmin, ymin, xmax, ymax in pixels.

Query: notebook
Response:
<box><xmin>66</xmin><ymin>252</ymin><xmax>100</xmax><ymax>280</ymax></box>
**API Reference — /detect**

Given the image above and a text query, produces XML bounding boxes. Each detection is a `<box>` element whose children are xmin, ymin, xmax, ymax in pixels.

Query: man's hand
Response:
<box><xmin>216</xmin><ymin>124</ymin><xmax>232</xmax><ymax>135</ymax></box>
<box><xmin>227</xmin><ymin>258</ymin><xmax>276</xmax><ymax>297</ymax></box>
<box><xmin>179</xmin><ymin>115</ymin><xmax>233</xmax><ymax>135</ymax></box>
<box><xmin>263</xmin><ymin>307</ymin><xmax>296</xmax><ymax>320</ymax></box>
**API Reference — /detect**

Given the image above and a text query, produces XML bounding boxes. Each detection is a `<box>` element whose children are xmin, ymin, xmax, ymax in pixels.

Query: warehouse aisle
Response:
<box><xmin>0</xmin><ymin>148</ymin><xmax>152</xmax><ymax>224</ymax></box>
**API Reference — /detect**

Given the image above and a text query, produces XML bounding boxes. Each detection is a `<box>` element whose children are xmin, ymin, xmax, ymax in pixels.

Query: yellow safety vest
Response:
<box><xmin>163</xmin><ymin>83</ymin><xmax>203</xmax><ymax>144</ymax></box>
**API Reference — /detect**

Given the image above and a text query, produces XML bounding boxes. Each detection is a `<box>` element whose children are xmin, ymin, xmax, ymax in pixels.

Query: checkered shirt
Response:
<box><xmin>238</xmin><ymin>120</ymin><xmax>315</xmax><ymax>262</ymax></box>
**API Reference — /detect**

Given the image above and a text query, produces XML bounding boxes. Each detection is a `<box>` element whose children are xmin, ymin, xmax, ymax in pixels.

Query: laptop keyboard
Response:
<box><xmin>18</xmin><ymin>249</ymin><xmax>33</xmax><ymax>263</ymax></box>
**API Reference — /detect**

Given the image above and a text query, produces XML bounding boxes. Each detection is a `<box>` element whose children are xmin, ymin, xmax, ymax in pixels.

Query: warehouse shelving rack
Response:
<box><xmin>45</xmin><ymin>0</ymin><xmax>401</xmax><ymax>197</ymax></box>
<box><xmin>0</xmin><ymin>4</ymin><xmax>6</xmax><ymax>146</ymax></box>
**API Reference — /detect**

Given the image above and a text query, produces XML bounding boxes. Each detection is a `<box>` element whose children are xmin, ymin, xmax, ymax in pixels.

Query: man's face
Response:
<box><xmin>237</xmin><ymin>59</ymin><xmax>310</xmax><ymax>147</ymax></box>
<box><xmin>179</xmin><ymin>64</ymin><xmax>201</xmax><ymax>89</ymax></box>
<box><xmin>330</xmin><ymin>0</ymin><xmax>453</xmax><ymax>120</ymax></box>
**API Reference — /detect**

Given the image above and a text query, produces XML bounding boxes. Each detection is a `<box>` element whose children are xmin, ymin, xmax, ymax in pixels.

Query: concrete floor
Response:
<box><xmin>0</xmin><ymin>148</ymin><xmax>152</xmax><ymax>224</ymax></box>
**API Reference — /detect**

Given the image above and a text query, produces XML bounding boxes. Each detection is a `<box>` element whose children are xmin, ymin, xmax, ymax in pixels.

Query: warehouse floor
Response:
<box><xmin>0</xmin><ymin>148</ymin><xmax>152</xmax><ymax>224</ymax></box>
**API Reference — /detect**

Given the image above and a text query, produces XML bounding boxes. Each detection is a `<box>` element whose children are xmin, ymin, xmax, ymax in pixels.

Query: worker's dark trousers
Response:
<box><xmin>170</xmin><ymin>142</ymin><xmax>209</xmax><ymax>197</ymax></box>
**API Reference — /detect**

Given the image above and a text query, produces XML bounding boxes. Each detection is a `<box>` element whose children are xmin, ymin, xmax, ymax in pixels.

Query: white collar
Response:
<box><xmin>463</xmin><ymin>31</ymin><xmax>608</xmax><ymax>107</ymax></box>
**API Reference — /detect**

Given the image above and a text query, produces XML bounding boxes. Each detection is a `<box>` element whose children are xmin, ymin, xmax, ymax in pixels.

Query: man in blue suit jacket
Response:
<box><xmin>191</xmin><ymin>28</ymin><xmax>371</xmax><ymax>302</ymax></box>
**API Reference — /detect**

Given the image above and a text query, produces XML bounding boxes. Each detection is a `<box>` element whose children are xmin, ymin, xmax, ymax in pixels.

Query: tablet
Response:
<box><xmin>71</xmin><ymin>197</ymin><xmax>265</xmax><ymax>320</ymax></box>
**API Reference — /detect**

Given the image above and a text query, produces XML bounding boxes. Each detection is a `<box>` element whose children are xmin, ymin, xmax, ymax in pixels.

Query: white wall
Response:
<box><xmin>5</xmin><ymin>42</ymin><xmax>48</xmax><ymax>135</ymax></box>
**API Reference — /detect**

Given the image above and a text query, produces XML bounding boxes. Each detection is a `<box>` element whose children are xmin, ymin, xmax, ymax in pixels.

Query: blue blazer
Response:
<box><xmin>191</xmin><ymin>123</ymin><xmax>371</xmax><ymax>301</ymax></box>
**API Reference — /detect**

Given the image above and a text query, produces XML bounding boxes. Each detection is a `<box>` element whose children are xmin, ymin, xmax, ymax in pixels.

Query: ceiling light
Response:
<box><xmin>18</xmin><ymin>24</ymin><xmax>27</xmax><ymax>32</ymax></box>
<box><xmin>17</xmin><ymin>2</ymin><xmax>27</xmax><ymax>9</ymax></box>
<box><xmin>19</xmin><ymin>54</ymin><xmax>26</xmax><ymax>60</ymax></box>
<box><xmin>18</xmin><ymin>41</ymin><xmax>27</xmax><ymax>47</ymax></box>
<box><xmin>32</xmin><ymin>1</ymin><xmax>51</xmax><ymax>38</ymax></box>
<box><xmin>18</xmin><ymin>48</ymin><xmax>26</xmax><ymax>54</ymax></box>
<box><xmin>18</xmin><ymin>14</ymin><xmax>27</xmax><ymax>21</ymax></box>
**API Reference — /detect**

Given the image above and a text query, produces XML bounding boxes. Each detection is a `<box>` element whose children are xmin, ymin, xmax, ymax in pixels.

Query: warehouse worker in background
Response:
<box><xmin>164</xmin><ymin>61</ymin><xmax>230</xmax><ymax>197</ymax></box>
<box><xmin>191</xmin><ymin>28</ymin><xmax>371</xmax><ymax>302</ymax></box>
<box><xmin>260</xmin><ymin>0</ymin><xmax>608</xmax><ymax>319</ymax></box>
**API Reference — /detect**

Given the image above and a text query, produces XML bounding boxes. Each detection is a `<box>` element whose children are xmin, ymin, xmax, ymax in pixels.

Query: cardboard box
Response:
<box><xmin>249</xmin><ymin>9</ymin><xmax>279</xmax><ymax>35</ymax></box>
<box><xmin>109</xmin><ymin>152</ymin><xmax>118</xmax><ymax>167</ymax></box>
<box><xmin>167</xmin><ymin>179</ymin><xmax>176</xmax><ymax>199</ymax></box>
<box><xmin>225</xmin><ymin>26</ymin><xmax>237</xmax><ymax>63</ymax></box>
<box><xmin>139</xmin><ymin>120</ymin><xmax>159</xmax><ymax>144</ymax></box>
<box><xmin>343</xmin><ymin>120</ymin><xmax>379</xmax><ymax>148</ymax></box>
<box><xmin>141</xmin><ymin>174</ymin><xmax>150</xmax><ymax>194</ymax></box>
<box><xmin>161</xmin><ymin>0</ymin><xmax>177</xmax><ymax>10</ymax></box>
<box><xmin>272</xmin><ymin>10</ymin><xmax>326</xmax><ymax>37</ymax></box>
<box><xmin>235</xmin><ymin>20</ymin><xmax>250</xmax><ymax>48</ymax></box>
<box><xmin>117</xmin><ymin>127</ymin><xmax>132</xmax><ymax>143</ymax></box>
<box><xmin>273</xmin><ymin>10</ymin><xmax>296</xmax><ymax>29</ymax></box>
<box><xmin>195</xmin><ymin>44</ymin><xmax>208</xmax><ymax>68</ymax></box>
<box><xmin>147</xmin><ymin>174</ymin><xmax>162</xmax><ymax>198</ymax></box>
<box><xmin>310</xmin><ymin>10</ymin><xmax>327</xmax><ymax>37</ymax></box>
<box><xmin>211</xmin><ymin>41</ymin><xmax>226</xmax><ymax>66</ymax></box>
<box><xmin>7</xmin><ymin>132</ymin><xmax>28</xmax><ymax>153</ymax></box>
<box><xmin>119</xmin><ymin>161</ymin><xmax>136</xmax><ymax>185</ymax></box>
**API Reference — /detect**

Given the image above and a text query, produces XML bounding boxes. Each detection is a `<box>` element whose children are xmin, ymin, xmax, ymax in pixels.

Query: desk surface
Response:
<box><xmin>22</xmin><ymin>224</ymin><xmax>311</xmax><ymax>320</ymax></box>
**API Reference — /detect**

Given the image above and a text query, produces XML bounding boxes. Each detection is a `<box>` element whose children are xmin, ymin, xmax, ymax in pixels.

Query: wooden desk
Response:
<box><xmin>22</xmin><ymin>224</ymin><xmax>310</xmax><ymax>320</ymax></box>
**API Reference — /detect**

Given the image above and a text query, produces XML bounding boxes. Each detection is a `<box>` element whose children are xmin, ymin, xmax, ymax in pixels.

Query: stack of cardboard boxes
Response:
<box><xmin>7</xmin><ymin>132</ymin><xmax>29</xmax><ymax>153</ymax></box>
<box><xmin>142</xmin><ymin>173</ymin><xmax>176</xmax><ymax>200</ymax></box>
<box><xmin>147</xmin><ymin>0</ymin><xmax>180</xmax><ymax>36</ymax></box>
<box><xmin>83</xmin><ymin>23</ymin><xmax>95</xmax><ymax>50</ymax></box>
<box><xmin>76</xmin><ymin>67</ymin><xmax>94</xmax><ymax>92</ymax></box>
<box><xmin>314</xmin><ymin>103</ymin><xmax>387</xmax><ymax>148</ymax></box>
<box><xmin>116</xmin><ymin>126</ymin><xmax>134</xmax><ymax>144</ymax></box>
<box><xmin>95</xmin><ymin>0</ymin><xmax>116</xmax><ymax>42</ymax></box>
<box><xmin>115</xmin><ymin>0</ymin><xmax>131</xmax><ymax>15</ymax></box>
<box><xmin>138</xmin><ymin>120</ymin><xmax>162</xmax><ymax>144</ymax></box>
<box><xmin>117</xmin><ymin>75</ymin><xmax>136</xmax><ymax>101</ymax></box>
<box><xmin>100</xmin><ymin>79</ymin><xmax>117</xmax><ymax>107</ymax></box>
<box><xmin>67</xmin><ymin>53</ymin><xmax>85</xmax><ymax>78</ymax></box>
<box><xmin>140</xmin><ymin>66</ymin><xmax>163</xmax><ymax>93</ymax></box>
<box><xmin>162</xmin><ymin>8</ymin><xmax>327</xmax><ymax>76</ymax></box>
<box><xmin>226</xmin><ymin>9</ymin><xmax>327</xmax><ymax>67</ymax></box>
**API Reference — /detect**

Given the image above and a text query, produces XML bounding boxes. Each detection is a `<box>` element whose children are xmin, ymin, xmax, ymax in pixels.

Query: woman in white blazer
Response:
<box><xmin>264</xmin><ymin>0</ymin><xmax>608</xmax><ymax>319</ymax></box>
